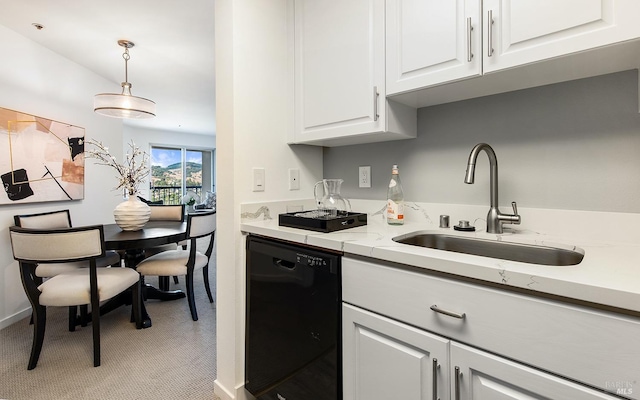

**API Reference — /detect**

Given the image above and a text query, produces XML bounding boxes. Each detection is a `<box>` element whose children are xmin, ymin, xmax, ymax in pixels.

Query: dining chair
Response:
<box><xmin>14</xmin><ymin>209</ymin><xmax>122</xmax><ymax>330</ymax></box>
<box><xmin>14</xmin><ymin>209</ymin><xmax>123</xmax><ymax>274</ymax></box>
<box><xmin>146</xmin><ymin>204</ymin><xmax>186</xmax><ymax>289</ymax></box>
<box><xmin>9</xmin><ymin>225</ymin><xmax>142</xmax><ymax>370</ymax></box>
<box><xmin>135</xmin><ymin>210</ymin><xmax>215</xmax><ymax>321</ymax></box>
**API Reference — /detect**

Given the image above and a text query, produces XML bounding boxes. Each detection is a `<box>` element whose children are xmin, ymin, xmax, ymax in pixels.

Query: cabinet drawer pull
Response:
<box><xmin>487</xmin><ymin>10</ymin><xmax>494</xmax><ymax>57</ymax></box>
<box><xmin>373</xmin><ymin>86</ymin><xmax>379</xmax><ymax>121</ymax></box>
<box><xmin>432</xmin><ymin>358</ymin><xmax>439</xmax><ymax>400</ymax></box>
<box><xmin>466</xmin><ymin>17</ymin><xmax>473</xmax><ymax>62</ymax></box>
<box><xmin>430</xmin><ymin>304</ymin><xmax>466</xmax><ymax>319</ymax></box>
<box><xmin>454</xmin><ymin>366</ymin><xmax>461</xmax><ymax>400</ymax></box>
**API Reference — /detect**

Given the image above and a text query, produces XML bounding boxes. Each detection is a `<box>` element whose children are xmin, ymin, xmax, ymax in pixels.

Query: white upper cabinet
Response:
<box><xmin>291</xmin><ymin>0</ymin><xmax>416</xmax><ymax>147</ymax></box>
<box><xmin>484</xmin><ymin>0</ymin><xmax>640</xmax><ymax>73</ymax></box>
<box><xmin>386</xmin><ymin>0</ymin><xmax>481</xmax><ymax>95</ymax></box>
<box><xmin>387</xmin><ymin>0</ymin><xmax>640</xmax><ymax>105</ymax></box>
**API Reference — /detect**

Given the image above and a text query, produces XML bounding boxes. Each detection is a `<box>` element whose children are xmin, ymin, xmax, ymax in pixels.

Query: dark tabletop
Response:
<box><xmin>103</xmin><ymin>221</ymin><xmax>187</xmax><ymax>251</ymax></box>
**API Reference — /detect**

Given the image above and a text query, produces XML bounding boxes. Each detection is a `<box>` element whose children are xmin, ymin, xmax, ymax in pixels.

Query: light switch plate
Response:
<box><xmin>289</xmin><ymin>168</ymin><xmax>300</xmax><ymax>190</ymax></box>
<box><xmin>253</xmin><ymin>168</ymin><xmax>265</xmax><ymax>192</ymax></box>
<box><xmin>359</xmin><ymin>166</ymin><xmax>371</xmax><ymax>188</ymax></box>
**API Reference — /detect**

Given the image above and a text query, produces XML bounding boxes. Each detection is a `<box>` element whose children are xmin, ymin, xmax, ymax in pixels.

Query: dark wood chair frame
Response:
<box><xmin>10</xmin><ymin>225</ymin><xmax>142</xmax><ymax>370</ymax></box>
<box><xmin>146</xmin><ymin>204</ymin><xmax>186</xmax><ymax>289</ymax></box>
<box><xmin>13</xmin><ymin>209</ymin><xmax>121</xmax><ymax>330</ymax></box>
<box><xmin>183</xmin><ymin>211</ymin><xmax>216</xmax><ymax>320</ymax></box>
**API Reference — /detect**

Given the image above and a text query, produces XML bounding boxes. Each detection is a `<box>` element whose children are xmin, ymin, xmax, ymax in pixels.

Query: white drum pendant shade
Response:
<box><xmin>94</xmin><ymin>40</ymin><xmax>155</xmax><ymax>120</ymax></box>
<box><xmin>94</xmin><ymin>92</ymin><xmax>156</xmax><ymax>119</ymax></box>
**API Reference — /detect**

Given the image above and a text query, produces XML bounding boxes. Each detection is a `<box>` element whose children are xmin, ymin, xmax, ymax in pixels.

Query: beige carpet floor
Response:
<box><xmin>0</xmin><ymin>262</ymin><xmax>218</xmax><ymax>400</ymax></box>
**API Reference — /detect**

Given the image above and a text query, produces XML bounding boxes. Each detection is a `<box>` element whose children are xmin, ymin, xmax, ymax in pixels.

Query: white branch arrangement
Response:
<box><xmin>84</xmin><ymin>139</ymin><xmax>150</xmax><ymax>196</ymax></box>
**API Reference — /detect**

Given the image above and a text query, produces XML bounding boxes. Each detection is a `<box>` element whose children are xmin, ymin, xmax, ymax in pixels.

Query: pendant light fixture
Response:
<box><xmin>94</xmin><ymin>40</ymin><xmax>156</xmax><ymax>119</ymax></box>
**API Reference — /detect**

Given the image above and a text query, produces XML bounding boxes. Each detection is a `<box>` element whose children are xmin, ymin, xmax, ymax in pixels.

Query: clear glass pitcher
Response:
<box><xmin>314</xmin><ymin>179</ymin><xmax>351</xmax><ymax>217</ymax></box>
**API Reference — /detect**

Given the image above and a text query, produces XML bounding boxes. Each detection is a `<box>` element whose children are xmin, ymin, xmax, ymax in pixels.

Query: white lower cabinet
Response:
<box><xmin>451</xmin><ymin>342</ymin><xmax>619</xmax><ymax>400</ymax></box>
<box><xmin>342</xmin><ymin>257</ymin><xmax>639</xmax><ymax>400</ymax></box>
<box><xmin>343</xmin><ymin>303</ymin><xmax>450</xmax><ymax>400</ymax></box>
<box><xmin>344</xmin><ymin>304</ymin><xmax>619</xmax><ymax>400</ymax></box>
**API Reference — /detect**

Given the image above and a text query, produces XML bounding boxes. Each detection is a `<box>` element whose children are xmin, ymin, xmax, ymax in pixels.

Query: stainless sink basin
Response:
<box><xmin>392</xmin><ymin>232</ymin><xmax>584</xmax><ymax>266</ymax></box>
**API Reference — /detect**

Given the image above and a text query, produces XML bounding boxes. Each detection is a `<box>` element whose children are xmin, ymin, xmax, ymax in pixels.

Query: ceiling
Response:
<box><xmin>0</xmin><ymin>0</ymin><xmax>216</xmax><ymax>136</ymax></box>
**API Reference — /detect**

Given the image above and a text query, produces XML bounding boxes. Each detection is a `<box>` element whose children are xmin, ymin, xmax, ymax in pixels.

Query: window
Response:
<box><xmin>149</xmin><ymin>146</ymin><xmax>215</xmax><ymax>205</ymax></box>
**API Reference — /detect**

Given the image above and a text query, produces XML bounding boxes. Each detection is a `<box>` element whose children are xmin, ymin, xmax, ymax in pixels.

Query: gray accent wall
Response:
<box><xmin>323</xmin><ymin>70</ymin><xmax>640</xmax><ymax>213</ymax></box>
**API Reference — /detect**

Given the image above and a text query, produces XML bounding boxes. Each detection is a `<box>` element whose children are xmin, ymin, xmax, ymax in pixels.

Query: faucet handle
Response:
<box><xmin>510</xmin><ymin>201</ymin><xmax>522</xmax><ymax>225</ymax></box>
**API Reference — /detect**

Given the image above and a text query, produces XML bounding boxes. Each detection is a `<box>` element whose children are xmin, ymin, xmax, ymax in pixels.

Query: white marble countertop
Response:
<box><xmin>241</xmin><ymin>200</ymin><xmax>640</xmax><ymax>314</ymax></box>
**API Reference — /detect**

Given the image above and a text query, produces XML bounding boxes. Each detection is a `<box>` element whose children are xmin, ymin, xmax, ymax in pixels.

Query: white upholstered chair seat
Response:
<box><xmin>9</xmin><ymin>224</ymin><xmax>142</xmax><ymax>369</ymax></box>
<box><xmin>136</xmin><ymin>210</ymin><xmax>216</xmax><ymax>321</ymax></box>
<box><xmin>38</xmin><ymin>267</ymin><xmax>140</xmax><ymax>307</ymax></box>
<box><xmin>35</xmin><ymin>250</ymin><xmax>121</xmax><ymax>277</ymax></box>
<box><xmin>136</xmin><ymin>249</ymin><xmax>208</xmax><ymax>277</ymax></box>
<box><xmin>144</xmin><ymin>204</ymin><xmax>186</xmax><ymax>287</ymax></box>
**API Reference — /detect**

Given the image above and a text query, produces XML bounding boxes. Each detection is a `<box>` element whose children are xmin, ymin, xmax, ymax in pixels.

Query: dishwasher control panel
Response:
<box><xmin>296</xmin><ymin>253</ymin><xmax>329</xmax><ymax>268</ymax></box>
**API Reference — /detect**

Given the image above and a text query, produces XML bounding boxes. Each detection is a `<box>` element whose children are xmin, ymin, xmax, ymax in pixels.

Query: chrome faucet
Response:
<box><xmin>464</xmin><ymin>143</ymin><xmax>521</xmax><ymax>234</ymax></box>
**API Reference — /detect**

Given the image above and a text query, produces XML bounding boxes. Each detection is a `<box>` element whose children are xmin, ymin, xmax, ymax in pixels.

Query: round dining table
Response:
<box><xmin>102</xmin><ymin>220</ymin><xmax>188</xmax><ymax>328</ymax></box>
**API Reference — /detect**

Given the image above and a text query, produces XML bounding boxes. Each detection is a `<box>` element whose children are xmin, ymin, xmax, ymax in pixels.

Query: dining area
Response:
<box><xmin>0</xmin><ymin>2</ymin><xmax>221</xmax><ymax>397</ymax></box>
<box><xmin>1</xmin><ymin>206</ymin><xmax>218</xmax><ymax>399</ymax></box>
<box><xmin>0</xmin><ymin>261</ymin><xmax>218</xmax><ymax>399</ymax></box>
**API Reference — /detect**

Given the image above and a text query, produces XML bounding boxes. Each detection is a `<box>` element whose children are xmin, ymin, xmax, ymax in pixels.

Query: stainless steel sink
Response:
<box><xmin>392</xmin><ymin>232</ymin><xmax>584</xmax><ymax>266</ymax></box>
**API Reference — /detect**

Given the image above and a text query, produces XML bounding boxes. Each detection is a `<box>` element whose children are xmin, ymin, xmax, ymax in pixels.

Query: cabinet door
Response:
<box><xmin>451</xmin><ymin>342</ymin><xmax>621</xmax><ymax>400</ymax></box>
<box><xmin>342</xmin><ymin>304</ymin><xmax>450</xmax><ymax>400</ymax></box>
<box><xmin>483</xmin><ymin>0</ymin><xmax>640</xmax><ymax>73</ymax></box>
<box><xmin>293</xmin><ymin>0</ymin><xmax>385</xmax><ymax>144</ymax></box>
<box><xmin>386</xmin><ymin>0</ymin><xmax>481</xmax><ymax>95</ymax></box>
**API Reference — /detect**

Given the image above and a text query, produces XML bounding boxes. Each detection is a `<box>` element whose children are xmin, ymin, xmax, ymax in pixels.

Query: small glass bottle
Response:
<box><xmin>387</xmin><ymin>164</ymin><xmax>404</xmax><ymax>225</ymax></box>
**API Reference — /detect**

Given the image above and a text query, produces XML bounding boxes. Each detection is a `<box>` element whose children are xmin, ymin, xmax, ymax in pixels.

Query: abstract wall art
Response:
<box><xmin>0</xmin><ymin>107</ymin><xmax>84</xmax><ymax>205</ymax></box>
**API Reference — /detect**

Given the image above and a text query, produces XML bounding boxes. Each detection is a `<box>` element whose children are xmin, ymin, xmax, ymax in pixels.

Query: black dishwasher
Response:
<box><xmin>245</xmin><ymin>235</ymin><xmax>342</xmax><ymax>400</ymax></box>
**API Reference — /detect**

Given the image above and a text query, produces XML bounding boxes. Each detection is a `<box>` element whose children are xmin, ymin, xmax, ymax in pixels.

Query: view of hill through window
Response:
<box><xmin>150</xmin><ymin>148</ymin><xmax>203</xmax><ymax>204</ymax></box>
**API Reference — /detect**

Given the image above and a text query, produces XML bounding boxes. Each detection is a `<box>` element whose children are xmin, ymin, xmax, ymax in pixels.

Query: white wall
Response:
<box><xmin>123</xmin><ymin>125</ymin><xmax>216</xmax><ymax>198</ymax></box>
<box><xmin>324</xmin><ymin>70</ymin><xmax>640</xmax><ymax>214</ymax></box>
<box><xmin>214</xmin><ymin>1</ymin><xmax>323</xmax><ymax>399</ymax></box>
<box><xmin>0</xmin><ymin>24</ymin><xmax>125</xmax><ymax>328</ymax></box>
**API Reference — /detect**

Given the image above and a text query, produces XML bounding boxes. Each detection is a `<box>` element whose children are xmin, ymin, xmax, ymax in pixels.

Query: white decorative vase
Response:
<box><xmin>113</xmin><ymin>195</ymin><xmax>151</xmax><ymax>231</ymax></box>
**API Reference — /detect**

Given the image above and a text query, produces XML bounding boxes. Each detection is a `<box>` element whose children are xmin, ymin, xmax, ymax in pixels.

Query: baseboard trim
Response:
<box><xmin>213</xmin><ymin>380</ymin><xmax>235</xmax><ymax>400</ymax></box>
<box><xmin>213</xmin><ymin>380</ymin><xmax>256</xmax><ymax>400</ymax></box>
<box><xmin>0</xmin><ymin>308</ymin><xmax>30</xmax><ymax>331</ymax></box>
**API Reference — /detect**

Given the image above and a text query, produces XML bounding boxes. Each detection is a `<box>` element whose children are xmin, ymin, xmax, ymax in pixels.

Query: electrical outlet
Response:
<box><xmin>253</xmin><ymin>168</ymin><xmax>265</xmax><ymax>192</ymax></box>
<box><xmin>359</xmin><ymin>166</ymin><xmax>371</xmax><ymax>188</ymax></box>
<box><xmin>289</xmin><ymin>168</ymin><xmax>300</xmax><ymax>190</ymax></box>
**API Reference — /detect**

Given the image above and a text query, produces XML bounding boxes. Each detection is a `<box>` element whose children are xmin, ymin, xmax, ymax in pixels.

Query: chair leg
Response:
<box><xmin>158</xmin><ymin>276</ymin><xmax>170</xmax><ymax>291</ymax></box>
<box><xmin>186</xmin><ymin>272</ymin><xmax>198</xmax><ymax>321</ymax></box>
<box><xmin>131</xmin><ymin>279</ymin><xmax>142</xmax><ymax>329</ymax></box>
<box><xmin>80</xmin><ymin>305</ymin><xmax>89</xmax><ymax>327</ymax></box>
<box><xmin>173</xmin><ymin>276</ymin><xmax>179</xmax><ymax>285</ymax></box>
<box><xmin>68</xmin><ymin>306</ymin><xmax>77</xmax><ymax>332</ymax></box>
<box><xmin>203</xmin><ymin>266</ymin><xmax>214</xmax><ymax>303</ymax></box>
<box><xmin>28</xmin><ymin>305</ymin><xmax>46</xmax><ymax>370</ymax></box>
<box><xmin>91</xmin><ymin>290</ymin><xmax>101</xmax><ymax>367</ymax></box>
<box><xmin>29</xmin><ymin>276</ymin><xmax>44</xmax><ymax>326</ymax></box>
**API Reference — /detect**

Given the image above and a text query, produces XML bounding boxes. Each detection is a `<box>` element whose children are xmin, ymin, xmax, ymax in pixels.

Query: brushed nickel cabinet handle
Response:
<box><xmin>373</xmin><ymin>86</ymin><xmax>379</xmax><ymax>121</ymax></box>
<box><xmin>454</xmin><ymin>366</ymin><xmax>461</xmax><ymax>400</ymax></box>
<box><xmin>433</xmin><ymin>358</ymin><xmax>439</xmax><ymax>400</ymax></box>
<box><xmin>430</xmin><ymin>304</ymin><xmax>466</xmax><ymax>319</ymax></box>
<box><xmin>487</xmin><ymin>10</ymin><xmax>494</xmax><ymax>57</ymax></box>
<box><xmin>466</xmin><ymin>17</ymin><xmax>473</xmax><ymax>62</ymax></box>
